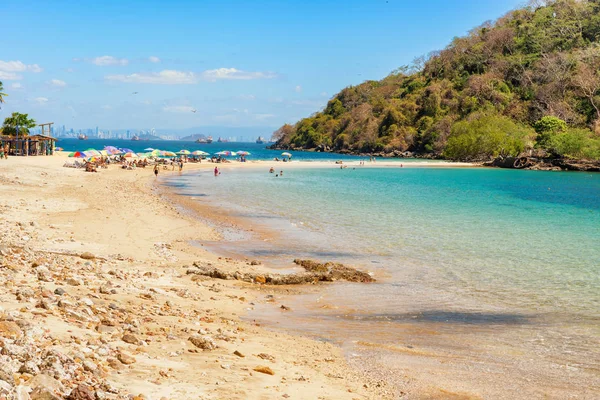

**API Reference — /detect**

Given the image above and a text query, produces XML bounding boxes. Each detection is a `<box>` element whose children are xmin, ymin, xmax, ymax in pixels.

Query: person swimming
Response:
<box><xmin>269</xmin><ymin>167</ymin><xmax>275</xmax><ymax>173</ymax></box>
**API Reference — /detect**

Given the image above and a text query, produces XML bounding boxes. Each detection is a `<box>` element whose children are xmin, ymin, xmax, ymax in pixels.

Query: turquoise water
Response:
<box><xmin>167</xmin><ymin>166</ymin><xmax>600</xmax><ymax>397</ymax></box>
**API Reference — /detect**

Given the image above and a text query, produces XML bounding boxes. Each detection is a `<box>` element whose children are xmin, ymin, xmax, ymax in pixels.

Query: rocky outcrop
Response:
<box><xmin>486</xmin><ymin>156</ymin><xmax>600</xmax><ymax>171</ymax></box>
<box><xmin>187</xmin><ymin>259</ymin><xmax>375</xmax><ymax>285</ymax></box>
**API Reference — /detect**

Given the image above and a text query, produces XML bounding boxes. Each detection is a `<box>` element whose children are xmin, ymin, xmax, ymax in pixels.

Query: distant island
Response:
<box><xmin>271</xmin><ymin>0</ymin><xmax>600</xmax><ymax>170</ymax></box>
<box><xmin>180</xmin><ymin>134</ymin><xmax>209</xmax><ymax>142</ymax></box>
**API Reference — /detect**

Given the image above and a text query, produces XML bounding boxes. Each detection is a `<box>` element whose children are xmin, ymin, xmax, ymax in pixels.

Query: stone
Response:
<box><xmin>25</xmin><ymin>374</ymin><xmax>65</xmax><ymax>394</ymax></box>
<box><xmin>79</xmin><ymin>252</ymin><xmax>95</xmax><ymax>260</ymax></box>
<box><xmin>233</xmin><ymin>350</ymin><xmax>245</xmax><ymax>358</ymax></box>
<box><xmin>30</xmin><ymin>386</ymin><xmax>62</xmax><ymax>400</ymax></box>
<box><xmin>19</xmin><ymin>360</ymin><xmax>41</xmax><ymax>375</ymax></box>
<box><xmin>117</xmin><ymin>352</ymin><xmax>136</xmax><ymax>365</ymax></box>
<box><xmin>254</xmin><ymin>276</ymin><xmax>266</xmax><ymax>284</ymax></box>
<box><xmin>53</xmin><ymin>288</ymin><xmax>65</xmax><ymax>296</ymax></box>
<box><xmin>66</xmin><ymin>384</ymin><xmax>95</xmax><ymax>400</ymax></box>
<box><xmin>66</xmin><ymin>278</ymin><xmax>82</xmax><ymax>286</ymax></box>
<box><xmin>253</xmin><ymin>366</ymin><xmax>275</xmax><ymax>375</ymax></box>
<box><xmin>82</xmin><ymin>360</ymin><xmax>97</xmax><ymax>373</ymax></box>
<box><xmin>121</xmin><ymin>334</ymin><xmax>139</xmax><ymax>345</ymax></box>
<box><xmin>36</xmin><ymin>267</ymin><xmax>53</xmax><ymax>282</ymax></box>
<box><xmin>0</xmin><ymin>379</ymin><xmax>11</xmax><ymax>395</ymax></box>
<box><xmin>0</xmin><ymin>321</ymin><xmax>23</xmax><ymax>338</ymax></box>
<box><xmin>188</xmin><ymin>335</ymin><xmax>216</xmax><ymax>350</ymax></box>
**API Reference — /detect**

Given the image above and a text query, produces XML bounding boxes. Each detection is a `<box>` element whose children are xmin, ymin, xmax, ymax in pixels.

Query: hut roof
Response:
<box><xmin>28</xmin><ymin>135</ymin><xmax>57</xmax><ymax>141</ymax></box>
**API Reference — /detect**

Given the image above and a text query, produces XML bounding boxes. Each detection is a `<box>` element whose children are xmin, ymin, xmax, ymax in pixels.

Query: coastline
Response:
<box><xmin>0</xmin><ymin>155</ymin><xmax>396</xmax><ymax>399</ymax></box>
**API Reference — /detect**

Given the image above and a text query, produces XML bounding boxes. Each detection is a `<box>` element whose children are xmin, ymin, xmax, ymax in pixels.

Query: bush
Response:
<box><xmin>444</xmin><ymin>113</ymin><xmax>535</xmax><ymax>160</ymax></box>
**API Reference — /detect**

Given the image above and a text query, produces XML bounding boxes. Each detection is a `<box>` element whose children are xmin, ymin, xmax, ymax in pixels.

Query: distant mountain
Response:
<box><xmin>272</xmin><ymin>0</ymin><xmax>600</xmax><ymax>162</ymax></box>
<box><xmin>180</xmin><ymin>134</ymin><xmax>207</xmax><ymax>141</ymax></box>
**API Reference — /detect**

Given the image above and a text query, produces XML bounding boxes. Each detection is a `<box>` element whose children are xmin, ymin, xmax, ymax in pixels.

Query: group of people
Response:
<box><xmin>269</xmin><ymin>167</ymin><xmax>283</xmax><ymax>177</ymax></box>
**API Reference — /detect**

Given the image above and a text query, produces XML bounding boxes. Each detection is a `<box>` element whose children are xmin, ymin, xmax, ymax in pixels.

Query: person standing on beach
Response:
<box><xmin>154</xmin><ymin>164</ymin><xmax>159</xmax><ymax>178</ymax></box>
<box><xmin>179</xmin><ymin>161</ymin><xmax>183</xmax><ymax>172</ymax></box>
<box><xmin>214</xmin><ymin>166</ymin><xmax>219</xmax><ymax>177</ymax></box>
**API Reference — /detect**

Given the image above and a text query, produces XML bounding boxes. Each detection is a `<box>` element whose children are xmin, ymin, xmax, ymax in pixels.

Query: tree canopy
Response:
<box><xmin>273</xmin><ymin>0</ymin><xmax>600</xmax><ymax>161</ymax></box>
<box><xmin>0</xmin><ymin>81</ymin><xmax>6</xmax><ymax>106</ymax></box>
<box><xmin>2</xmin><ymin>112</ymin><xmax>36</xmax><ymax>136</ymax></box>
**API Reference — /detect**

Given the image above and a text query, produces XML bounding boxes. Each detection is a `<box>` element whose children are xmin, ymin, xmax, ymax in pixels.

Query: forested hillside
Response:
<box><xmin>272</xmin><ymin>0</ymin><xmax>600</xmax><ymax>161</ymax></box>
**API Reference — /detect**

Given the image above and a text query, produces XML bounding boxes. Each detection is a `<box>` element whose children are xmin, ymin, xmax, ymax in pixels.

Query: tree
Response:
<box><xmin>444</xmin><ymin>113</ymin><xmax>535</xmax><ymax>160</ymax></box>
<box><xmin>2</xmin><ymin>112</ymin><xmax>36</xmax><ymax>136</ymax></box>
<box><xmin>0</xmin><ymin>81</ymin><xmax>7</xmax><ymax>106</ymax></box>
<box><xmin>534</xmin><ymin>115</ymin><xmax>567</xmax><ymax>147</ymax></box>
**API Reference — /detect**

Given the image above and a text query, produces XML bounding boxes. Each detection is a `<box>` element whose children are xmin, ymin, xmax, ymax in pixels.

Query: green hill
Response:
<box><xmin>272</xmin><ymin>0</ymin><xmax>600</xmax><ymax>161</ymax></box>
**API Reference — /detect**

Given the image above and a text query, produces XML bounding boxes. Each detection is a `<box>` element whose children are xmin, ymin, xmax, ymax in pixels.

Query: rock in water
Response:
<box><xmin>67</xmin><ymin>384</ymin><xmax>95</xmax><ymax>400</ymax></box>
<box><xmin>188</xmin><ymin>335</ymin><xmax>216</xmax><ymax>350</ymax></box>
<box><xmin>253</xmin><ymin>366</ymin><xmax>275</xmax><ymax>375</ymax></box>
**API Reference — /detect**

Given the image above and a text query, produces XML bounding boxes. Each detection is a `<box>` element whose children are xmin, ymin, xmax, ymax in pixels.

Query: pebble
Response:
<box><xmin>253</xmin><ymin>366</ymin><xmax>275</xmax><ymax>375</ymax></box>
<box><xmin>188</xmin><ymin>335</ymin><xmax>216</xmax><ymax>350</ymax></box>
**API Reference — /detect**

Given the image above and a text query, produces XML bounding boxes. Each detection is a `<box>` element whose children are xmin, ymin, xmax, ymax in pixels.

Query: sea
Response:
<box><xmin>65</xmin><ymin>140</ymin><xmax>600</xmax><ymax>398</ymax></box>
<box><xmin>164</xmin><ymin>164</ymin><xmax>600</xmax><ymax>399</ymax></box>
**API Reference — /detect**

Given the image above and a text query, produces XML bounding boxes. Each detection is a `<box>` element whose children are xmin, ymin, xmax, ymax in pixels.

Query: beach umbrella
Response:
<box><xmin>177</xmin><ymin>150</ymin><xmax>191</xmax><ymax>155</ymax></box>
<box><xmin>55</xmin><ymin>147</ymin><xmax>64</xmax><ymax>151</ymax></box>
<box><xmin>67</xmin><ymin>152</ymin><xmax>76</xmax><ymax>157</ymax></box>
<box><xmin>216</xmin><ymin>151</ymin><xmax>236</xmax><ymax>156</ymax></box>
<box><xmin>123</xmin><ymin>152</ymin><xmax>138</xmax><ymax>158</ymax></box>
<box><xmin>120</xmin><ymin>148</ymin><xmax>134</xmax><ymax>154</ymax></box>
<box><xmin>86</xmin><ymin>150</ymin><xmax>101</xmax><ymax>157</ymax></box>
<box><xmin>144</xmin><ymin>148</ymin><xmax>155</xmax><ymax>151</ymax></box>
<box><xmin>104</xmin><ymin>146</ymin><xmax>122</xmax><ymax>155</ymax></box>
<box><xmin>236</xmin><ymin>151</ymin><xmax>251</xmax><ymax>156</ymax></box>
<box><xmin>72</xmin><ymin>151</ymin><xmax>87</xmax><ymax>158</ymax></box>
<box><xmin>281</xmin><ymin>152</ymin><xmax>292</xmax><ymax>157</ymax></box>
<box><xmin>192</xmin><ymin>150</ymin><xmax>210</xmax><ymax>156</ymax></box>
<box><xmin>162</xmin><ymin>151</ymin><xmax>176</xmax><ymax>157</ymax></box>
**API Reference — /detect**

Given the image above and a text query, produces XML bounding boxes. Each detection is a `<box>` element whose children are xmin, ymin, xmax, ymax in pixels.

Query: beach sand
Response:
<box><xmin>0</xmin><ymin>154</ymin><xmax>402</xmax><ymax>399</ymax></box>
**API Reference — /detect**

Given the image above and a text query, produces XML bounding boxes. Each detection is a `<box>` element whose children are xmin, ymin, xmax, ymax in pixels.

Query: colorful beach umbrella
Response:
<box><xmin>123</xmin><ymin>152</ymin><xmax>138</xmax><ymax>158</ymax></box>
<box><xmin>216</xmin><ymin>151</ymin><xmax>236</xmax><ymax>156</ymax></box>
<box><xmin>144</xmin><ymin>148</ymin><xmax>155</xmax><ymax>151</ymax></box>
<box><xmin>236</xmin><ymin>151</ymin><xmax>251</xmax><ymax>156</ymax></box>
<box><xmin>104</xmin><ymin>146</ymin><xmax>122</xmax><ymax>155</ymax></box>
<box><xmin>55</xmin><ymin>147</ymin><xmax>64</xmax><ymax>151</ymax></box>
<box><xmin>177</xmin><ymin>150</ymin><xmax>191</xmax><ymax>155</ymax></box>
<box><xmin>192</xmin><ymin>150</ymin><xmax>210</xmax><ymax>156</ymax></box>
<box><xmin>281</xmin><ymin>152</ymin><xmax>292</xmax><ymax>157</ymax></box>
<box><xmin>67</xmin><ymin>152</ymin><xmax>76</xmax><ymax>157</ymax></box>
<box><xmin>162</xmin><ymin>151</ymin><xmax>177</xmax><ymax>157</ymax></box>
<box><xmin>120</xmin><ymin>148</ymin><xmax>134</xmax><ymax>154</ymax></box>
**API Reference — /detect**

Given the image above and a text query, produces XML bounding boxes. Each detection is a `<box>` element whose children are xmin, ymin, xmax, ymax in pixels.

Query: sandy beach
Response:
<box><xmin>0</xmin><ymin>154</ymin><xmax>410</xmax><ymax>400</ymax></box>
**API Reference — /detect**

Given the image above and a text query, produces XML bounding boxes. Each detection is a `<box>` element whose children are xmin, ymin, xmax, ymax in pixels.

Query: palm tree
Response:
<box><xmin>0</xmin><ymin>81</ymin><xmax>7</xmax><ymax>106</ymax></box>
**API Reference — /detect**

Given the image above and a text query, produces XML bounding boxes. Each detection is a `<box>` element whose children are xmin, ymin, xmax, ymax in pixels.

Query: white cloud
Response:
<box><xmin>201</xmin><ymin>68</ymin><xmax>277</xmax><ymax>81</ymax></box>
<box><xmin>90</xmin><ymin>56</ymin><xmax>129</xmax><ymax>66</ymax></box>
<box><xmin>295</xmin><ymin>85</ymin><xmax>302</xmax><ymax>93</ymax></box>
<box><xmin>237</xmin><ymin>94</ymin><xmax>256</xmax><ymax>101</ymax></box>
<box><xmin>320</xmin><ymin>92</ymin><xmax>328</xmax><ymax>97</ymax></box>
<box><xmin>32</xmin><ymin>97</ymin><xmax>49</xmax><ymax>105</ymax></box>
<box><xmin>0</xmin><ymin>60</ymin><xmax>43</xmax><ymax>73</ymax></box>
<box><xmin>255</xmin><ymin>113</ymin><xmax>275</xmax><ymax>120</ymax></box>
<box><xmin>148</xmin><ymin>56</ymin><xmax>161</xmax><ymax>63</ymax></box>
<box><xmin>11</xmin><ymin>82</ymin><xmax>22</xmax><ymax>89</ymax></box>
<box><xmin>49</xmin><ymin>79</ymin><xmax>67</xmax><ymax>87</ymax></box>
<box><xmin>0</xmin><ymin>71</ymin><xmax>21</xmax><ymax>80</ymax></box>
<box><xmin>163</xmin><ymin>105</ymin><xmax>195</xmax><ymax>113</ymax></box>
<box><xmin>106</xmin><ymin>70</ymin><xmax>198</xmax><ymax>84</ymax></box>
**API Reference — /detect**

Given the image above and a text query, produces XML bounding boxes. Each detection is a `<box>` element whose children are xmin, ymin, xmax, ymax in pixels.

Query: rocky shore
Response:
<box><xmin>0</xmin><ymin>156</ymin><xmax>393</xmax><ymax>400</ymax></box>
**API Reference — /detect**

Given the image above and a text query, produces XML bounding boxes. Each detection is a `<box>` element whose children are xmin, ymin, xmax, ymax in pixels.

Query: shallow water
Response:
<box><xmin>166</xmin><ymin>166</ymin><xmax>600</xmax><ymax>398</ymax></box>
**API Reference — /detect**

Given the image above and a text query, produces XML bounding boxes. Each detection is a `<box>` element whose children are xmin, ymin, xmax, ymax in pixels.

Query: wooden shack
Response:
<box><xmin>0</xmin><ymin>135</ymin><xmax>57</xmax><ymax>156</ymax></box>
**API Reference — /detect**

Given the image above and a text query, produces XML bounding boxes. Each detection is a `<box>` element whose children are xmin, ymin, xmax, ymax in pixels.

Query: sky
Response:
<box><xmin>0</xmin><ymin>0</ymin><xmax>524</xmax><ymax>136</ymax></box>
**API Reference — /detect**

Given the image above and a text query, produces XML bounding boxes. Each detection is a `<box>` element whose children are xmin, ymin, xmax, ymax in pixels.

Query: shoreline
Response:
<box><xmin>0</xmin><ymin>155</ymin><xmax>395</xmax><ymax>399</ymax></box>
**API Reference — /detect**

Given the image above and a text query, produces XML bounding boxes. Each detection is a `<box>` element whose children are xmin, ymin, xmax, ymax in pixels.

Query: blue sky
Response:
<box><xmin>1</xmin><ymin>0</ymin><xmax>523</xmax><ymax>134</ymax></box>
